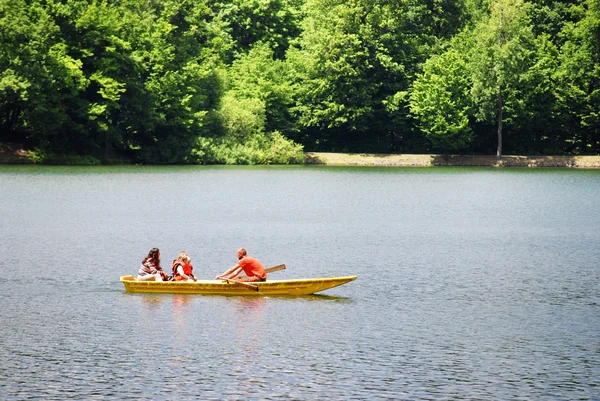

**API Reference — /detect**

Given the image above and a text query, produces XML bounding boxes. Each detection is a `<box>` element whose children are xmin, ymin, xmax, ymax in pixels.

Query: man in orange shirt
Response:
<box><xmin>216</xmin><ymin>248</ymin><xmax>267</xmax><ymax>282</ymax></box>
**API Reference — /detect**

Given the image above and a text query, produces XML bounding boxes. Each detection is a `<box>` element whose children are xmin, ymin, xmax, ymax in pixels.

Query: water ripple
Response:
<box><xmin>2</xmin><ymin>167</ymin><xmax>600</xmax><ymax>400</ymax></box>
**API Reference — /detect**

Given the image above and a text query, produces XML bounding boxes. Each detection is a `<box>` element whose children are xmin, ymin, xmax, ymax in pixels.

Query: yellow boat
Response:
<box><xmin>120</xmin><ymin>275</ymin><xmax>357</xmax><ymax>296</ymax></box>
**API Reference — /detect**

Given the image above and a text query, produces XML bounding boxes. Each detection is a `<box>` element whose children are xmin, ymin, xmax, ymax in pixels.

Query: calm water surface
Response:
<box><xmin>1</xmin><ymin>165</ymin><xmax>599</xmax><ymax>400</ymax></box>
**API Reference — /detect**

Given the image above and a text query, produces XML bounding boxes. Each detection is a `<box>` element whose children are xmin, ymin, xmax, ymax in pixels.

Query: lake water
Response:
<box><xmin>1</xmin><ymin>165</ymin><xmax>599</xmax><ymax>400</ymax></box>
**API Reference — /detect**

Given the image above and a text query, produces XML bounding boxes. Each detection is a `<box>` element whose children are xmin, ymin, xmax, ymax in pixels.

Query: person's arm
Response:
<box><xmin>189</xmin><ymin>269</ymin><xmax>197</xmax><ymax>282</ymax></box>
<box><xmin>146</xmin><ymin>261</ymin><xmax>159</xmax><ymax>275</ymax></box>
<box><xmin>158</xmin><ymin>264</ymin><xmax>169</xmax><ymax>280</ymax></box>
<box><xmin>176</xmin><ymin>265</ymin><xmax>190</xmax><ymax>281</ymax></box>
<box><xmin>216</xmin><ymin>264</ymin><xmax>243</xmax><ymax>280</ymax></box>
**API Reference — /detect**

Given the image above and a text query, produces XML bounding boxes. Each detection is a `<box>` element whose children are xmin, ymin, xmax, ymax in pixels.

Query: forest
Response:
<box><xmin>1</xmin><ymin>0</ymin><xmax>599</xmax><ymax>164</ymax></box>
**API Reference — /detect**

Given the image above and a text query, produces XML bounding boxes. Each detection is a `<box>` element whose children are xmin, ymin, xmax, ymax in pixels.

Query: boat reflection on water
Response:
<box><xmin>228</xmin><ymin>296</ymin><xmax>268</xmax><ymax>393</ymax></box>
<box><xmin>232</xmin><ymin>296</ymin><xmax>267</xmax><ymax>319</ymax></box>
<box><xmin>171</xmin><ymin>294</ymin><xmax>191</xmax><ymax>307</ymax></box>
<box><xmin>231</xmin><ymin>296</ymin><xmax>268</xmax><ymax>351</ymax></box>
<box><xmin>291</xmin><ymin>293</ymin><xmax>353</xmax><ymax>302</ymax></box>
<box><xmin>129</xmin><ymin>291</ymin><xmax>352</xmax><ymax>310</ymax></box>
<box><xmin>170</xmin><ymin>295</ymin><xmax>194</xmax><ymax>354</ymax></box>
<box><xmin>139</xmin><ymin>294</ymin><xmax>163</xmax><ymax>305</ymax></box>
<box><xmin>170</xmin><ymin>295</ymin><xmax>192</xmax><ymax>330</ymax></box>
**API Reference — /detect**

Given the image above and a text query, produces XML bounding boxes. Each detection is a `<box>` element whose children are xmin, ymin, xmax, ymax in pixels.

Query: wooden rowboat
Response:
<box><xmin>120</xmin><ymin>275</ymin><xmax>357</xmax><ymax>296</ymax></box>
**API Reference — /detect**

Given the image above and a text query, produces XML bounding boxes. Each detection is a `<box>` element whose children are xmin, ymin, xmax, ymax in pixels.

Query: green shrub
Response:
<box><xmin>27</xmin><ymin>148</ymin><xmax>102</xmax><ymax>164</ymax></box>
<box><xmin>193</xmin><ymin>131</ymin><xmax>303</xmax><ymax>164</ymax></box>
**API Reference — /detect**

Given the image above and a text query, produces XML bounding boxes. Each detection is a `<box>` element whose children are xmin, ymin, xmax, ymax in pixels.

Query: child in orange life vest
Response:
<box><xmin>172</xmin><ymin>251</ymin><xmax>197</xmax><ymax>282</ymax></box>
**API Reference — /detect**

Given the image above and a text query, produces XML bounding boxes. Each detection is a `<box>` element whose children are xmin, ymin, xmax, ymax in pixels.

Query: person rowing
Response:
<box><xmin>216</xmin><ymin>248</ymin><xmax>267</xmax><ymax>282</ymax></box>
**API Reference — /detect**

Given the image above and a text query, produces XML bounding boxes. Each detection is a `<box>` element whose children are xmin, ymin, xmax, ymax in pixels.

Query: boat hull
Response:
<box><xmin>120</xmin><ymin>275</ymin><xmax>357</xmax><ymax>296</ymax></box>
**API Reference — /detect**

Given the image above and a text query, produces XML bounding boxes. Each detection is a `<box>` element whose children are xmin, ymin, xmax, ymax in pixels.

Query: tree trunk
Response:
<box><xmin>497</xmin><ymin>88</ymin><xmax>503</xmax><ymax>157</ymax></box>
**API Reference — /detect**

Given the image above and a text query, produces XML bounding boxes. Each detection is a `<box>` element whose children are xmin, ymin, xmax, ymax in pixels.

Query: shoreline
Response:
<box><xmin>2</xmin><ymin>144</ymin><xmax>600</xmax><ymax>168</ymax></box>
<box><xmin>305</xmin><ymin>152</ymin><xmax>600</xmax><ymax>168</ymax></box>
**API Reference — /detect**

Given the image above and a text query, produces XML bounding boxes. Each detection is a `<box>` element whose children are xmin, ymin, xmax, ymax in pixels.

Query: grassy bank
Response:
<box><xmin>2</xmin><ymin>143</ymin><xmax>600</xmax><ymax>168</ymax></box>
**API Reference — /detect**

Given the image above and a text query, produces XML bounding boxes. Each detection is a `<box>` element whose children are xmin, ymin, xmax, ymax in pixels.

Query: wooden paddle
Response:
<box><xmin>239</xmin><ymin>264</ymin><xmax>286</xmax><ymax>280</ymax></box>
<box><xmin>220</xmin><ymin>277</ymin><xmax>259</xmax><ymax>292</ymax></box>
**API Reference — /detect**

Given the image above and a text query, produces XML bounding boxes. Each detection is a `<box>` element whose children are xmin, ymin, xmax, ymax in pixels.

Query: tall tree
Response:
<box><xmin>288</xmin><ymin>0</ymin><xmax>468</xmax><ymax>152</ymax></box>
<box><xmin>0</xmin><ymin>0</ymin><xmax>85</xmax><ymax>145</ymax></box>
<box><xmin>226</xmin><ymin>42</ymin><xmax>295</xmax><ymax>134</ymax></box>
<box><xmin>195</xmin><ymin>43</ymin><xmax>304</xmax><ymax>164</ymax></box>
<box><xmin>556</xmin><ymin>0</ymin><xmax>600</xmax><ymax>153</ymax></box>
<box><xmin>409</xmin><ymin>47</ymin><xmax>473</xmax><ymax>153</ymax></box>
<box><xmin>54</xmin><ymin>0</ymin><xmax>229</xmax><ymax>162</ymax></box>
<box><xmin>470</xmin><ymin>0</ymin><xmax>537</xmax><ymax>156</ymax></box>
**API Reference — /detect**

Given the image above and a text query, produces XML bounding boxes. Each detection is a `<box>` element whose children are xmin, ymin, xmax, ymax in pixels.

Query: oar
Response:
<box><xmin>239</xmin><ymin>264</ymin><xmax>286</xmax><ymax>280</ymax></box>
<box><xmin>220</xmin><ymin>277</ymin><xmax>259</xmax><ymax>292</ymax></box>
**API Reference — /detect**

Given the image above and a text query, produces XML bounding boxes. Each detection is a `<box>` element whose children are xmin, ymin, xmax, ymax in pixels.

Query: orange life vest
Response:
<box><xmin>172</xmin><ymin>261</ymin><xmax>193</xmax><ymax>278</ymax></box>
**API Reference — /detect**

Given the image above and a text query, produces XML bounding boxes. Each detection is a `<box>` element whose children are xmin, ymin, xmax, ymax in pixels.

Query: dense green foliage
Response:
<box><xmin>0</xmin><ymin>0</ymin><xmax>598</xmax><ymax>163</ymax></box>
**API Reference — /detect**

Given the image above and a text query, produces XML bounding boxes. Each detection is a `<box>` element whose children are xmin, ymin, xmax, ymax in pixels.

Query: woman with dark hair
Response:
<box><xmin>137</xmin><ymin>248</ymin><xmax>167</xmax><ymax>281</ymax></box>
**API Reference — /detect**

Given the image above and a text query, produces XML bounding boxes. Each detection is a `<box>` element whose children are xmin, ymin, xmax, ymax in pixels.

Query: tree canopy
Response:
<box><xmin>0</xmin><ymin>0</ymin><xmax>598</xmax><ymax>163</ymax></box>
